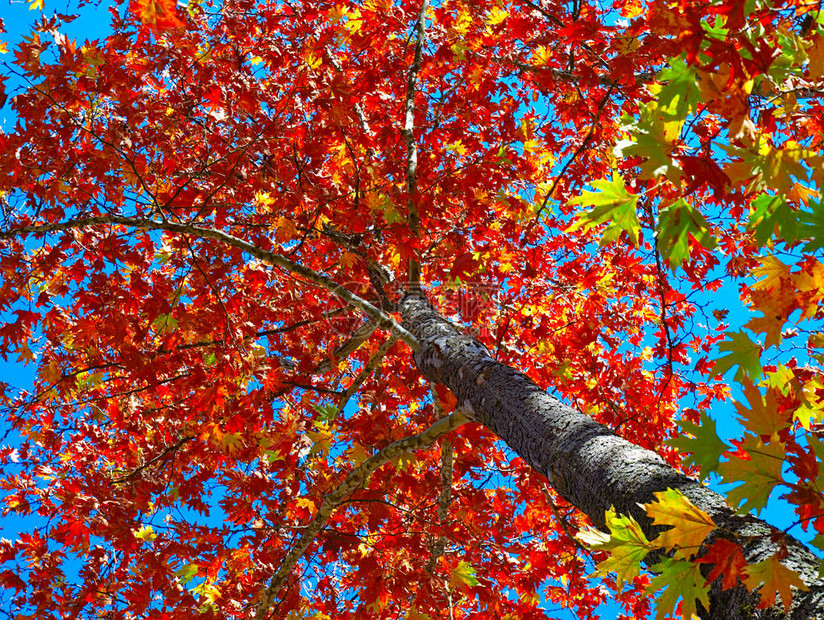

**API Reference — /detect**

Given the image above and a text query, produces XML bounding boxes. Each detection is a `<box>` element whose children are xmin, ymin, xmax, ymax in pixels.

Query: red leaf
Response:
<box><xmin>697</xmin><ymin>539</ymin><xmax>748</xmax><ymax>590</ymax></box>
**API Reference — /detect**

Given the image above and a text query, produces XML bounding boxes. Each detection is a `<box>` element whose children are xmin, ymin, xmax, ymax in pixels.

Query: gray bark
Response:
<box><xmin>400</xmin><ymin>291</ymin><xmax>824</xmax><ymax>620</ymax></box>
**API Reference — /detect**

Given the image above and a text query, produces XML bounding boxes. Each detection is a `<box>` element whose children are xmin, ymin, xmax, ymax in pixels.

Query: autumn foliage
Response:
<box><xmin>0</xmin><ymin>0</ymin><xmax>823</xmax><ymax>618</ymax></box>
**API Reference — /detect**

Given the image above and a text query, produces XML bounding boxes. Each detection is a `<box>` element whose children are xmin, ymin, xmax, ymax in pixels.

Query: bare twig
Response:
<box><xmin>112</xmin><ymin>436</ymin><xmax>195</xmax><ymax>483</ymax></box>
<box><xmin>253</xmin><ymin>409</ymin><xmax>469</xmax><ymax>619</ymax></box>
<box><xmin>522</xmin><ymin>86</ymin><xmax>614</xmax><ymax>246</ymax></box>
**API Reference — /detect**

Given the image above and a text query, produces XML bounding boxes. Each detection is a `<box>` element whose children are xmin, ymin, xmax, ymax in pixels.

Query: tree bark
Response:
<box><xmin>400</xmin><ymin>291</ymin><xmax>824</xmax><ymax>619</ymax></box>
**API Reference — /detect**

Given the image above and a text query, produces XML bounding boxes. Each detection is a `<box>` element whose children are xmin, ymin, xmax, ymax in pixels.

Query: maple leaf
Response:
<box><xmin>614</xmin><ymin>104</ymin><xmax>683</xmax><ymax>182</ymax></box>
<box><xmin>743</xmin><ymin>552</ymin><xmax>809</xmax><ymax>613</ymax></box>
<box><xmin>655</xmin><ymin>58</ymin><xmax>701</xmax><ymax>118</ymax></box>
<box><xmin>752</xmin><ymin>255</ymin><xmax>792</xmax><ymax>291</ymax></box>
<box><xmin>641</xmin><ymin>488</ymin><xmax>716</xmax><ymax>558</ymax></box>
<box><xmin>748</xmin><ymin>194</ymin><xmax>798</xmax><ymax>246</ymax></box>
<box><xmin>734</xmin><ymin>380</ymin><xmax>790</xmax><ymax>437</ymax></box>
<box><xmin>719</xmin><ymin>434</ymin><xmax>785</xmax><ymax>513</ymax></box>
<box><xmin>131</xmin><ymin>0</ymin><xmax>185</xmax><ymax>31</ymax></box>
<box><xmin>449</xmin><ymin>561</ymin><xmax>479</xmax><ymax>590</ymax></box>
<box><xmin>697</xmin><ymin>539</ymin><xmax>748</xmax><ymax>590</ymax></box>
<box><xmin>577</xmin><ymin>507</ymin><xmax>655</xmax><ymax>591</ymax></box>
<box><xmin>646</xmin><ymin>556</ymin><xmax>711</xmax><ymax>620</ymax></box>
<box><xmin>794</xmin><ymin>200</ymin><xmax>824</xmax><ymax>253</ymax></box>
<box><xmin>711</xmin><ymin>331</ymin><xmax>763</xmax><ymax>380</ymax></box>
<box><xmin>134</xmin><ymin>525</ymin><xmax>157</xmax><ymax>542</ymax></box>
<box><xmin>567</xmin><ymin>174</ymin><xmax>640</xmax><ymax>245</ymax></box>
<box><xmin>656</xmin><ymin>198</ymin><xmax>717</xmax><ymax>268</ymax></box>
<box><xmin>668</xmin><ymin>411</ymin><xmax>729</xmax><ymax>480</ymax></box>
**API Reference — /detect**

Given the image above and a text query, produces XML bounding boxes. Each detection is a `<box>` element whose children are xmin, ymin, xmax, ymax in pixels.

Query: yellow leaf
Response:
<box><xmin>347</xmin><ymin>441</ymin><xmax>370</xmax><ymax>466</ymax></box>
<box><xmin>807</xmin><ymin>34</ymin><xmax>824</xmax><ymax>81</ymax></box>
<box><xmin>295</xmin><ymin>497</ymin><xmax>316</xmax><ymax>511</ymax></box>
<box><xmin>193</xmin><ymin>581</ymin><xmax>221</xmax><ymax>604</ymax></box>
<box><xmin>450</xmin><ymin>560</ymin><xmax>480</xmax><ymax>589</ymax></box>
<box><xmin>752</xmin><ymin>255</ymin><xmax>791</xmax><ymax>291</ymax></box>
<box><xmin>275</xmin><ymin>216</ymin><xmax>298</xmax><ymax>242</ymax></box>
<box><xmin>620</xmin><ymin>0</ymin><xmax>644</xmax><ymax>18</ymax></box>
<box><xmin>134</xmin><ymin>525</ymin><xmax>157</xmax><ymax>542</ymax></box>
<box><xmin>340</xmin><ymin>251</ymin><xmax>358</xmax><ymax>270</ymax></box>
<box><xmin>641</xmin><ymin>488</ymin><xmax>716</xmax><ymax>558</ymax></box>
<box><xmin>29</xmin><ymin>0</ymin><xmax>44</xmax><ymax>10</ymax></box>
<box><xmin>487</xmin><ymin>7</ymin><xmax>508</xmax><ymax>24</ymax></box>
<box><xmin>577</xmin><ymin>507</ymin><xmax>655</xmax><ymax>591</ymax></box>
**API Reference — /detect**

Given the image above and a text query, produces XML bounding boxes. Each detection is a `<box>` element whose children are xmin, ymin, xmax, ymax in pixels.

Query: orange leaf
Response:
<box><xmin>131</xmin><ymin>0</ymin><xmax>185</xmax><ymax>31</ymax></box>
<box><xmin>744</xmin><ymin>552</ymin><xmax>809</xmax><ymax>612</ymax></box>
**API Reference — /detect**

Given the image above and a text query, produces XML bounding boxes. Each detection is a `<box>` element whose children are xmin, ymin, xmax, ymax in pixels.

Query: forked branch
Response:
<box><xmin>0</xmin><ymin>216</ymin><xmax>419</xmax><ymax>349</ymax></box>
<box><xmin>253</xmin><ymin>409</ymin><xmax>469</xmax><ymax>619</ymax></box>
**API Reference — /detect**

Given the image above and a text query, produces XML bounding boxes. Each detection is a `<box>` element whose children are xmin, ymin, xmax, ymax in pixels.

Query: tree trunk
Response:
<box><xmin>399</xmin><ymin>291</ymin><xmax>824</xmax><ymax>619</ymax></box>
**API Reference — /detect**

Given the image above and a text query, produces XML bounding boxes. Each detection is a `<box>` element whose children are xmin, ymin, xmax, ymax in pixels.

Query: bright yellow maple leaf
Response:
<box><xmin>641</xmin><ymin>488</ymin><xmax>716</xmax><ymax>558</ymax></box>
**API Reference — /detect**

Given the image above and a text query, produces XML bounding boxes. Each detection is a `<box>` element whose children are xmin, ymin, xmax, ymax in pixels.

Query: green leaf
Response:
<box><xmin>567</xmin><ymin>174</ymin><xmax>640</xmax><ymax>245</ymax></box>
<box><xmin>667</xmin><ymin>411</ymin><xmax>729</xmax><ymax>480</ymax></box>
<box><xmin>656</xmin><ymin>199</ymin><xmax>717</xmax><ymax>268</ymax></box>
<box><xmin>152</xmin><ymin>313</ymin><xmax>179</xmax><ymax>334</ymax></box>
<box><xmin>450</xmin><ymin>561</ymin><xmax>479</xmax><ymax>589</ymax></box>
<box><xmin>794</xmin><ymin>200</ymin><xmax>824</xmax><ymax>252</ymax></box>
<box><xmin>176</xmin><ymin>563</ymin><xmax>199</xmax><ymax>584</ymax></box>
<box><xmin>718</xmin><ymin>434</ymin><xmax>785</xmax><ymax>514</ymax></box>
<box><xmin>577</xmin><ymin>507</ymin><xmax>655</xmax><ymax>591</ymax></box>
<box><xmin>711</xmin><ymin>331</ymin><xmax>762</xmax><ymax>380</ymax></box>
<box><xmin>614</xmin><ymin>105</ymin><xmax>683</xmax><ymax>182</ymax></box>
<box><xmin>647</xmin><ymin>556</ymin><xmax>711</xmax><ymax>620</ymax></box>
<box><xmin>748</xmin><ymin>193</ymin><xmax>798</xmax><ymax>247</ymax></box>
<box><xmin>702</xmin><ymin>15</ymin><xmax>729</xmax><ymax>40</ymax></box>
<box><xmin>655</xmin><ymin>57</ymin><xmax>701</xmax><ymax>118</ymax></box>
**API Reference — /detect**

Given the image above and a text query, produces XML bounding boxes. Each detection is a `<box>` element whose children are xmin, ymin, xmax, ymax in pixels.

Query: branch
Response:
<box><xmin>253</xmin><ymin>409</ymin><xmax>469</xmax><ymax>619</ymax></box>
<box><xmin>426</xmin><ymin>437</ymin><xmax>454</xmax><ymax>573</ymax></box>
<box><xmin>0</xmin><ymin>216</ymin><xmax>420</xmax><ymax>350</ymax></box>
<box><xmin>403</xmin><ymin>0</ymin><xmax>429</xmax><ymax>286</ymax></box>
<box><xmin>333</xmin><ymin>335</ymin><xmax>399</xmax><ymax>416</ymax></box>
<box><xmin>111</xmin><ymin>436</ymin><xmax>195</xmax><ymax>483</ymax></box>
<box><xmin>314</xmin><ymin>320</ymin><xmax>378</xmax><ymax>375</ymax></box>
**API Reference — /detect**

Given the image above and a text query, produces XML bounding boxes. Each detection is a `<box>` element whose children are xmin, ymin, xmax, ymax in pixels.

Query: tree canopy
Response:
<box><xmin>0</xmin><ymin>0</ymin><xmax>823</xmax><ymax>618</ymax></box>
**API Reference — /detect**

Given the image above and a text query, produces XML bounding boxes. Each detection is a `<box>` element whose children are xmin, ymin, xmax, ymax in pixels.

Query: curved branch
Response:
<box><xmin>253</xmin><ymin>409</ymin><xmax>469</xmax><ymax>619</ymax></box>
<box><xmin>0</xmin><ymin>216</ymin><xmax>419</xmax><ymax>349</ymax></box>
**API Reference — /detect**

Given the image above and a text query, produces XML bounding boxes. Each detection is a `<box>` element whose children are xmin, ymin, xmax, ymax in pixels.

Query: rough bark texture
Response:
<box><xmin>400</xmin><ymin>291</ymin><xmax>824</xmax><ymax>620</ymax></box>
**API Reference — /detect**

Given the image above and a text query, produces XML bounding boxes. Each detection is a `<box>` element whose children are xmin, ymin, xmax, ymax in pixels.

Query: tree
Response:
<box><xmin>0</xmin><ymin>0</ymin><xmax>823</xmax><ymax>617</ymax></box>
